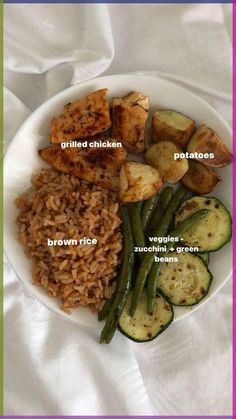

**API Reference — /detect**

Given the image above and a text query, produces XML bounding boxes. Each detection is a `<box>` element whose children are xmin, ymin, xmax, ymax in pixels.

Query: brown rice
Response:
<box><xmin>15</xmin><ymin>168</ymin><xmax>122</xmax><ymax>313</ymax></box>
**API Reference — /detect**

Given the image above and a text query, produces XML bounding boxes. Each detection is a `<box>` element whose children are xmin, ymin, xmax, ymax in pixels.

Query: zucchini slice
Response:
<box><xmin>175</xmin><ymin>196</ymin><xmax>232</xmax><ymax>252</ymax></box>
<box><xmin>157</xmin><ymin>252</ymin><xmax>212</xmax><ymax>306</ymax></box>
<box><xmin>118</xmin><ymin>290</ymin><xmax>173</xmax><ymax>342</ymax></box>
<box><xmin>197</xmin><ymin>252</ymin><xmax>210</xmax><ymax>266</ymax></box>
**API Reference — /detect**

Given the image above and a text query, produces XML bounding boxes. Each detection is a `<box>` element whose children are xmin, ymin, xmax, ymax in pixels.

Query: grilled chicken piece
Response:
<box><xmin>50</xmin><ymin>89</ymin><xmax>111</xmax><ymax>144</ymax></box>
<box><xmin>111</xmin><ymin>91</ymin><xmax>149</xmax><ymax>153</ymax></box>
<box><xmin>39</xmin><ymin>145</ymin><xmax>70</xmax><ymax>173</ymax></box>
<box><xmin>39</xmin><ymin>140</ymin><xmax>127</xmax><ymax>191</ymax></box>
<box><xmin>64</xmin><ymin>143</ymin><xmax>127</xmax><ymax>172</ymax></box>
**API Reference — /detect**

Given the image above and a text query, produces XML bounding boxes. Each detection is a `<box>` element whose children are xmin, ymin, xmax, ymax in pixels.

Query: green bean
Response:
<box><xmin>129</xmin><ymin>185</ymin><xmax>186</xmax><ymax>317</ymax></box>
<box><xmin>99</xmin><ymin>206</ymin><xmax>134</xmax><ymax>343</ymax></box>
<box><xmin>146</xmin><ymin>209</ymin><xmax>209</xmax><ymax>314</ymax></box>
<box><xmin>99</xmin><ymin>202</ymin><xmax>143</xmax><ymax>321</ymax></box>
<box><xmin>148</xmin><ymin>187</ymin><xmax>173</xmax><ymax>236</ymax></box>
<box><xmin>130</xmin><ymin>202</ymin><xmax>145</xmax><ymax>248</ymax></box>
<box><xmin>98</xmin><ymin>290</ymin><xmax>116</xmax><ymax>321</ymax></box>
<box><xmin>151</xmin><ymin>186</ymin><xmax>185</xmax><ymax>237</ymax></box>
<box><xmin>141</xmin><ymin>195</ymin><xmax>159</xmax><ymax>232</ymax></box>
<box><xmin>99</xmin><ymin>205</ymin><xmax>144</xmax><ymax>321</ymax></box>
<box><xmin>168</xmin><ymin>190</ymin><xmax>193</xmax><ymax>231</ymax></box>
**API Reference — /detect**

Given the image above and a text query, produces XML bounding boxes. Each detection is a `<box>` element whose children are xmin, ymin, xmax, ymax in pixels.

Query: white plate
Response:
<box><xmin>4</xmin><ymin>74</ymin><xmax>232</xmax><ymax>331</ymax></box>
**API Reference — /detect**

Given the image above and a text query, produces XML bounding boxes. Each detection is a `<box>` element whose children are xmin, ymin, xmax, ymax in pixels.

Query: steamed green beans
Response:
<box><xmin>98</xmin><ymin>290</ymin><xmax>116</xmax><ymax>321</ymax></box>
<box><xmin>129</xmin><ymin>185</ymin><xmax>186</xmax><ymax>316</ymax></box>
<box><xmin>141</xmin><ymin>195</ymin><xmax>159</xmax><ymax>232</ymax></box>
<box><xmin>130</xmin><ymin>202</ymin><xmax>145</xmax><ymax>254</ymax></box>
<box><xmin>99</xmin><ymin>206</ymin><xmax>134</xmax><ymax>343</ymax></box>
<box><xmin>148</xmin><ymin>187</ymin><xmax>173</xmax><ymax>235</ymax></box>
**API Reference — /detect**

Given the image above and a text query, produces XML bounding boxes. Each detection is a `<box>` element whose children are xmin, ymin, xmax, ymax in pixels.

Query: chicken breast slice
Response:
<box><xmin>50</xmin><ymin>89</ymin><xmax>111</xmax><ymax>144</ymax></box>
<box><xmin>39</xmin><ymin>139</ymin><xmax>127</xmax><ymax>191</ymax></box>
<box><xmin>111</xmin><ymin>91</ymin><xmax>149</xmax><ymax>153</ymax></box>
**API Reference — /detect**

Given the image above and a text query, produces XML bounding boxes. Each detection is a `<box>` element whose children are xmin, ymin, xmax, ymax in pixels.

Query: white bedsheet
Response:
<box><xmin>4</xmin><ymin>3</ymin><xmax>232</xmax><ymax>415</ymax></box>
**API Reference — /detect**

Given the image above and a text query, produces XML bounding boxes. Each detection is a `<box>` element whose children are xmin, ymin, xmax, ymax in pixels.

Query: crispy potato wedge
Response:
<box><xmin>145</xmin><ymin>141</ymin><xmax>188</xmax><ymax>184</ymax></box>
<box><xmin>152</xmin><ymin>110</ymin><xmax>195</xmax><ymax>148</ymax></box>
<box><xmin>50</xmin><ymin>89</ymin><xmax>111</xmax><ymax>144</ymax></box>
<box><xmin>186</xmin><ymin>125</ymin><xmax>232</xmax><ymax>167</ymax></box>
<box><xmin>119</xmin><ymin>161</ymin><xmax>163</xmax><ymax>202</ymax></box>
<box><xmin>181</xmin><ymin>160</ymin><xmax>221</xmax><ymax>194</ymax></box>
<box><xmin>112</xmin><ymin>91</ymin><xmax>149</xmax><ymax>153</ymax></box>
<box><xmin>39</xmin><ymin>140</ymin><xmax>127</xmax><ymax>191</ymax></box>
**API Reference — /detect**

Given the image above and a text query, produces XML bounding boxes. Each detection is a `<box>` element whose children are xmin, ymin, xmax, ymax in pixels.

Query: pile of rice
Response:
<box><xmin>16</xmin><ymin>168</ymin><xmax>122</xmax><ymax>313</ymax></box>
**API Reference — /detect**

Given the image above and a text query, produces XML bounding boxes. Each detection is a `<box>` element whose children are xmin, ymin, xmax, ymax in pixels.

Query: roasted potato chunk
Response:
<box><xmin>119</xmin><ymin>161</ymin><xmax>163</xmax><ymax>202</ymax></box>
<box><xmin>112</xmin><ymin>91</ymin><xmax>149</xmax><ymax>153</ymax></box>
<box><xmin>181</xmin><ymin>160</ymin><xmax>221</xmax><ymax>194</ymax></box>
<box><xmin>39</xmin><ymin>140</ymin><xmax>127</xmax><ymax>191</ymax></box>
<box><xmin>50</xmin><ymin>89</ymin><xmax>111</xmax><ymax>144</ymax></box>
<box><xmin>145</xmin><ymin>141</ymin><xmax>188</xmax><ymax>184</ymax></box>
<box><xmin>152</xmin><ymin>110</ymin><xmax>195</xmax><ymax>148</ymax></box>
<box><xmin>186</xmin><ymin>125</ymin><xmax>232</xmax><ymax>167</ymax></box>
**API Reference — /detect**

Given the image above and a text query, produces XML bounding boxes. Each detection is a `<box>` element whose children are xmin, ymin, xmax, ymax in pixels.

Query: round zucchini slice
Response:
<box><xmin>157</xmin><ymin>252</ymin><xmax>212</xmax><ymax>306</ymax></box>
<box><xmin>175</xmin><ymin>196</ymin><xmax>232</xmax><ymax>252</ymax></box>
<box><xmin>118</xmin><ymin>290</ymin><xmax>173</xmax><ymax>342</ymax></box>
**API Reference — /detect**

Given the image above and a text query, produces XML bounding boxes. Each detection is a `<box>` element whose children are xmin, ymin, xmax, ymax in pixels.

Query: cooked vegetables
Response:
<box><xmin>119</xmin><ymin>161</ymin><xmax>163</xmax><ymax>202</ymax></box>
<box><xmin>145</xmin><ymin>209</ymin><xmax>208</xmax><ymax>315</ymax></box>
<box><xmin>98</xmin><ymin>292</ymin><xmax>116</xmax><ymax>321</ymax></box>
<box><xmin>129</xmin><ymin>185</ymin><xmax>191</xmax><ymax>316</ymax></box>
<box><xmin>186</xmin><ymin>125</ymin><xmax>232</xmax><ymax>167</ymax></box>
<box><xmin>157</xmin><ymin>252</ymin><xmax>212</xmax><ymax>306</ymax></box>
<box><xmin>112</xmin><ymin>91</ymin><xmax>149</xmax><ymax>153</ymax></box>
<box><xmin>150</xmin><ymin>185</ymin><xmax>186</xmax><ymax>238</ymax></box>
<box><xmin>145</xmin><ymin>141</ymin><xmax>189</xmax><ymax>184</ymax></box>
<box><xmin>118</xmin><ymin>290</ymin><xmax>173</xmax><ymax>342</ymax></box>
<box><xmin>175</xmin><ymin>196</ymin><xmax>232</xmax><ymax>252</ymax></box>
<box><xmin>141</xmin><ymin>194</ymin><xmax>159</xmax><ymax>232</ymax></box>
<box><xmin>39</xmin><ymin>140</ymin><xmax>127</xmax><ymax>191</ymax></box>
<box><xmin>148</xmin><ymin>186</ymin><xmax>173</xmax><ymax>235</ymax></box>
<box><xmin>197</xmin><ymin>252</ymin><xmax>210</xmax><ymax>266</ymax></box>
<box><xmin>181</xmin><ymin>160</ymin><xmax>221</xmax><ymax>194</ymax></box>
<box><xmin>152</xmin><ymin>110</ymin><xmax>195</xmax><ymax>148</ymax></box>
<box><xmin>130</xmin><ymin>202</ymin><xmax>145</xmax><ymax>255</ymax></box>
<box><xmin>99</xmin><ymin>206</ymin><xmax>134</xmax><ymax>343</ymax></box>
<box><xmin>50</xmin><ymin>89</ymin><xmax>111</xmax><ymax>144</ymax></box>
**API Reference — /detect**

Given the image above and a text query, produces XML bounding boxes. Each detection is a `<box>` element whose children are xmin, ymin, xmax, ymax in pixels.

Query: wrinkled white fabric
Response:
<box><xmin>4</xmin><ymin>3</ymin><xmax>232</xmax><ymax>416</ymax></box>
